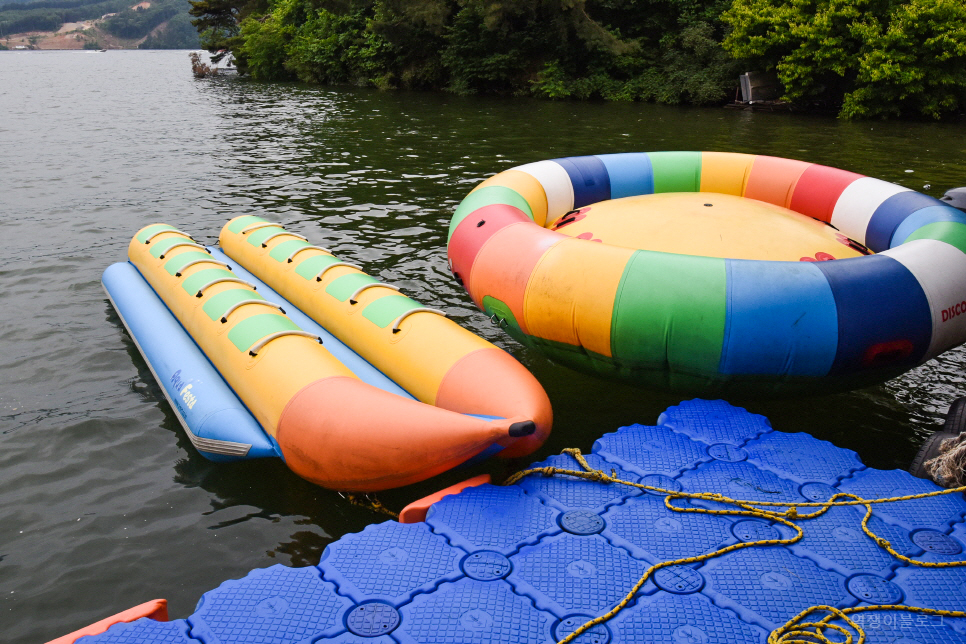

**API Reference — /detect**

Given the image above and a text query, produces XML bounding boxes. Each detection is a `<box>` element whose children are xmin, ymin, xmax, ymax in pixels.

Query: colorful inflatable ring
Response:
<box><xmin>448</xmin><ymin>152</ymin><xmax>966</xmax><ymax>395</ymax></box>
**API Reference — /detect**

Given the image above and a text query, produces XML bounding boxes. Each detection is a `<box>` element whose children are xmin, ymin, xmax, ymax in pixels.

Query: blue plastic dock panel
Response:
<box><xmin>79</xmin><ymin>399</ymin><xmax>966</xmax><ymax>644</ymax></box>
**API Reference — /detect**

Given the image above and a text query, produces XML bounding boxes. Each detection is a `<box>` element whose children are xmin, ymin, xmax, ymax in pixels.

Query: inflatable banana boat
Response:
<box><xmin>448</xmin><ymin>152</ymin><xmax>966</xmax><ymax>396</ymax></box>
<box><xmin>104</xmin><ymin>218</ymin><xmax>551</xmax><ymax>491</ymax></box>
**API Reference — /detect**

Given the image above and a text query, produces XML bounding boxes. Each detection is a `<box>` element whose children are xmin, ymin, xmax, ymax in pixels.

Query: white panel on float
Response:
<box><xmin>830</xmin><ymin>177</ymin><xmax>910</xmax><ymax>245</ymax></box>
<box><xmin>882</xmin><ymin>238</ymin><xmax>966</xmax><ymax>359</ymax></box>
<box><xmin>514</xmin><ymin>160</ymin><xmax>575</xmax><ymax>226</ymax></box>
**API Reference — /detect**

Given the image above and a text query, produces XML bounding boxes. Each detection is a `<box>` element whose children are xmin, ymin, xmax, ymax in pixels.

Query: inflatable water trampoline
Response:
<box><xmin>103</xmin><ymin>217</ymin><xmax>551</xmax><ymax>491</ymax></box>
<box><xmin>448</xmin><ymin>152</ymin><xmax>966</xmax><ymax>395</ymax></box>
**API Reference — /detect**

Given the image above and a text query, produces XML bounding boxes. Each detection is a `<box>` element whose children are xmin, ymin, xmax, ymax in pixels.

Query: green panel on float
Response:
<box><xmin>611</xmin><ymin>250</ymin><xmax>726</xmax><ymax>376</ymax></box>
<box><xmin>270</xmin><ymin>239</ymin><xmax>311</xmax><ymax>263</ymax></box>
<box><xmin>448</xmin><ymin>186</ymin><xmax>533</xmax><ymax>242</ymax></box>
<box><xmin>326</xmin><ymin>273</ymin><xmax>379</xmax><ymax>302</ymax></box>
<box><xmin>182</xmin><ymin>268</ymin><xmax>236</xmax><ymax>296</ymax></box>
<box><xmin>164</xmin><ymin>251</ymin><xmax>216</xmax><ymax>276</ymax></box>
<box><xmin>246</xmin><ymin>225</ymin><xmax>284</xmax><ymax>247</ymax></box>
<box><xmin>136</xmin><ymin>223</ymin><xmax>178</xmax><ymax>244</ymax></box>
<box><xmin>295</xmin><ymin>253</ymin><xmax>341</xmax><ymax>281</ymax></box>
<box><xmin>227</xmin><ymin>313</ymin><xmax>301</xmax><ymax>352</ymax></box>
<box><xmin>907</xmin><ymin>222</ymin><xmax>966</xmax><ymax>255</ymax></box>
<box><xmin>226</xmin><ymin>215</ymin><xmax>266</xmax><ymax>234</ymax></box>
<box><xmin>648</xmin><ymin>151</ymin><xmax>702</xmax><ymax>193</ymax></box>
<box><xmin>362</xmin><ymin>295</ymin><xmax>423</xmax><ymax>328</ymax></box>
<box><xmin>203</xmin><ymin>288</ymin><xmax>266</xmax><ymax>321</ymax></box>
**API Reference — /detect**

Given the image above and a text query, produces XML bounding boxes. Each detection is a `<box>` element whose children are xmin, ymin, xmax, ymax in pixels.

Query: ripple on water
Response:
<box><xmin>2</xmin><ymin>50</ymin><xmax>966</xmax><ymax>643</ymax></box>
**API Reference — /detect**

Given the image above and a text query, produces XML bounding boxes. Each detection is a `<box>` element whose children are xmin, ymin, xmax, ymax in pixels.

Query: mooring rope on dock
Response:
<box><xmin>344</xmin><ymin>493</ymin><xmax>400</xmax><ymax>519</ymax></box>
<box><xmin>504</xmin><ymin>448</ymin><xmax>966</xmax><ymax>644</ymax></box>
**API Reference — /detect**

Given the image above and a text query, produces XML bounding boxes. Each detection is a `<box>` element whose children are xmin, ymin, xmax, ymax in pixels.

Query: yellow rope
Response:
<box><xmin>503</xmin><ymin>448</ymin><xmax>966</xmax><ymax>644</ymax></box>
<box><xmin>769</xmin><ymin>604</ymin><xmax>966</xmax><ymax>644</ymax></box>
<box><xmin>345</xmin><ymin>493</ymin><xmax>400</xmax><ymax>519</ymax></box>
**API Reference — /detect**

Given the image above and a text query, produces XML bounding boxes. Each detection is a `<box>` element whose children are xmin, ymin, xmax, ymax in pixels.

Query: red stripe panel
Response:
<box><xmin>448</xmin><ymin>204</ymin><xmax>531</xmax><ymax>297</ymax></box>
<box><xmin>789</xmin><ymin>164</ymin><xmax>865</xmax><ymax>223</ymax></box>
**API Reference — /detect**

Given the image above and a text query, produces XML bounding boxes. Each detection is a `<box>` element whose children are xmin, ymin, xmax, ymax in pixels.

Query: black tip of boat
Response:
<box><xmin>508</xmin><ymin>420</ymin><xmax>536</xmax><ymax>437</ymax></box>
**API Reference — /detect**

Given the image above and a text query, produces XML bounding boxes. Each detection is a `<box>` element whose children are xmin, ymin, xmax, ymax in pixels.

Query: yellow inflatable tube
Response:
<box><xmin>219</xmin><ymin>215</ymin><xmax>551</xmax><ymax>458</ymax></box>
<box><xmin>128</xmin><ymin>224</ymin><xmax>549</xmax><ymax>491</ymax></box>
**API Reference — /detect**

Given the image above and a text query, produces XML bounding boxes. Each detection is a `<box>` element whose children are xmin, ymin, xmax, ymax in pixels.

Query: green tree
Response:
<box><xmin>189</xmin><ymin>0</ymin><xmax>265</xmax><ymax>62</ymax></box>
<box><xmin>190</xmin><ymin>0</ymin><xmax>740</xmax><ymax>106</ymax></box>
<box><xmin>844</xmin><ymin>0</ymin><xmax>966</xmax><ymax>118</ymax></box>
<box><xmin>722</xmin><ymin>0</ymin><xmax>966</xmax><ymax>118</ymax></box>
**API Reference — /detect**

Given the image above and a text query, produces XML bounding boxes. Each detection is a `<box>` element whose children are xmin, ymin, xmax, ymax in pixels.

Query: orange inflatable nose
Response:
<box><xmin>436</xmin><ymin>348</ymin><xmax>553</xmax><ymax>458</ymax></box>
<box><xmin>276</xmin><ymin>376</ymin><xmax>532</xmax><ymax>491</ymax></box>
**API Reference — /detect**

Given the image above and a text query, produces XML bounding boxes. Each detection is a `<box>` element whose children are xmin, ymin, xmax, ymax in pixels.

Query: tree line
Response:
<box><xmin>186</xmin><ymin>0</ymin><xmax>965</xmax><ymax>119</ymax></box>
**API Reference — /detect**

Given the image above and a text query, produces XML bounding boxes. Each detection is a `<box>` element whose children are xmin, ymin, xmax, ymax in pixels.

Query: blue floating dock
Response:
<box><xmin>77</xmin><ymin>400</ymin><xmax>966</xmax><ymax>643</ymax></box>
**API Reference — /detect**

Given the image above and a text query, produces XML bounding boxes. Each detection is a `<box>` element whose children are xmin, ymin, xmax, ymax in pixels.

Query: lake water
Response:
<box><xmin>1</xmin><ymin>49</ymin><xmax>965</xmax><ymax>642</ymax></box>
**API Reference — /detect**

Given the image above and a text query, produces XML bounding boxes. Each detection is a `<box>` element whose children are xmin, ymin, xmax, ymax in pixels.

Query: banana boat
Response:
<box><xmin>104</xmin><ymin>220</ymin><xmax>551</xmax><ymax>491</ymax></box>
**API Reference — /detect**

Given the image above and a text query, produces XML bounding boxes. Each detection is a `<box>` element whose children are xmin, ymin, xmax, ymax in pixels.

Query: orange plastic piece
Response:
<box><xmin>745</xmin><ymin>155</ymin><xmax>812</xmax><ymax>208</ymax></box>
<box><xmin>46</xmin><ymin>599</ymin><xmax>168</xmax><ymax>644</ymax></box>
<box><xmin>467</xmin><ymin>221</ymin><xmax>565</xmax><ymax>335</ymax></box>
<box><xmin>524</xmin><ymin>238</ymin><xmax>635</xmax><ymax>357</ymax></box>
<box><xmin>398</xmin><ymin>474</ymin><xmax>492</xmax><ymax>523</ymax></box>
<box><xmin>700</xmin><ymin>151</ymin><xmax>755</xmax><ymax>196</ymax></box>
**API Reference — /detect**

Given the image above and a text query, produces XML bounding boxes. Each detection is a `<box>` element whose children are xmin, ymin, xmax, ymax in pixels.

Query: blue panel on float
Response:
<box><xmin>866</xmin><ymin>192</ymin><xmax>952</xmax><ymax>252</ymax></box>
<box><xmin>425</xmin><ymin>484</ymin><xmax>560</xmax><ymax>554</ymax></box>
<box><xmin>517</xmin><ymin>451</ymin><xmax>641</xmax><ymax>512</ymax></box>
<box><xmin>785</xmin><ymin>506</ymin><xmax>916</xmax><ymax>577</ymax></box>
<box><xmin>396</xmin><ymin>578</ymin><xmax>553</xmax><ymax>644</ymax></box>
<box><xmin>893</xmin><ymin>567</ymin><xmax>966</xmax><ymax>616</ymax></box>
<box><xmin>699</xmin><ymin>546</ymin><xmax>850</xmax><ymax>629</ymax></box>
<box><xmin>102</xmin><ymin>262</ymin><xmax>276</xmax><ymax>461</ymax></box>
<box><xmin>187</xmin><ymin>565</ymin><xmax>352</xmax><ymax>644</ymax></box>
<box><xmin>836</xmin><ymin>468</ymin><xmax>966</xmax><ymax>530</ymax></box>
<box><xmin>815</xmin><ymin>255</ymin><xmax>932</xmax><ymax>375</ymax></box>
<box><xmin>554</xmin><ymin>156</ymin><xmax>611</xmax><ymax>208</ymax></box>
<box><xmin>891</xmin><ymin>204</ymin><xmax>966</xmax><ymax>247</ymax></box>
<box><xmin>76</xmin><ymin>618</ymin><xmax>195</xmax><ymax>643</ymax></box>
<box><xmin>609</xmin><ymin>592</ymin><xmax>768</xmax><ymax>644</ymax></box>
<box><xmin>593</xmin><ymin>423</ymin><xmax>712</xmax><ymax>476</ymax></box>
<box><xmin>602</xmin><ymin>494</ymin><xmax>734</xmax><ymax>564</ymax></box>
<box><xmin>316</xmin><ymin>521</ymin><xmax>463</xmax><ymax>605</ymax></box>
<box><xmin>720</xmin><ymin>260</ymin><xmax>838</xmax><ymax>377</ymax></box>
<box><xmin>596</xmin><ymin>152</ymin><xmax>654</xmax><ymax>199</ymax></box>
<box><xmin>743</xmin><ymin>431</ymin><xmax>863</xmax><ymax>484</ymax></box>
<box><xmin>508</xmin><ymin>532</ymin><xmax>650</xmax><ymax>616</ymax></box>
<box><xmin>656</xmin><ymin>398</ymin><xmax>772</xmax><ymax>446</ymax></box>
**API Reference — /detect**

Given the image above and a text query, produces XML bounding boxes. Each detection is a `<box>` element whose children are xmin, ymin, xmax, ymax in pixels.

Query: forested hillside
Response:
<box><xmin>187</xmin><ymin>0</ymin><xmax>966</xmax><ymax>119</ymax></box>
<box><xmin>0</xmin><ymin>0</ymin><xmax>199</xmax><ymax>48</ymax></box>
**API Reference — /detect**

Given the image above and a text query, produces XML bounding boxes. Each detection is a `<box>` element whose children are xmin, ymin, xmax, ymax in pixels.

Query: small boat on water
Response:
<box><xmin>103</xmin><ymin>217</ymin><xmax>551</xmax><ymax>491</ymax></box>
<box><xmin>449</xmin><ymin>151</ymin><xmax>966</xmax><ymax>396</ymax></box>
